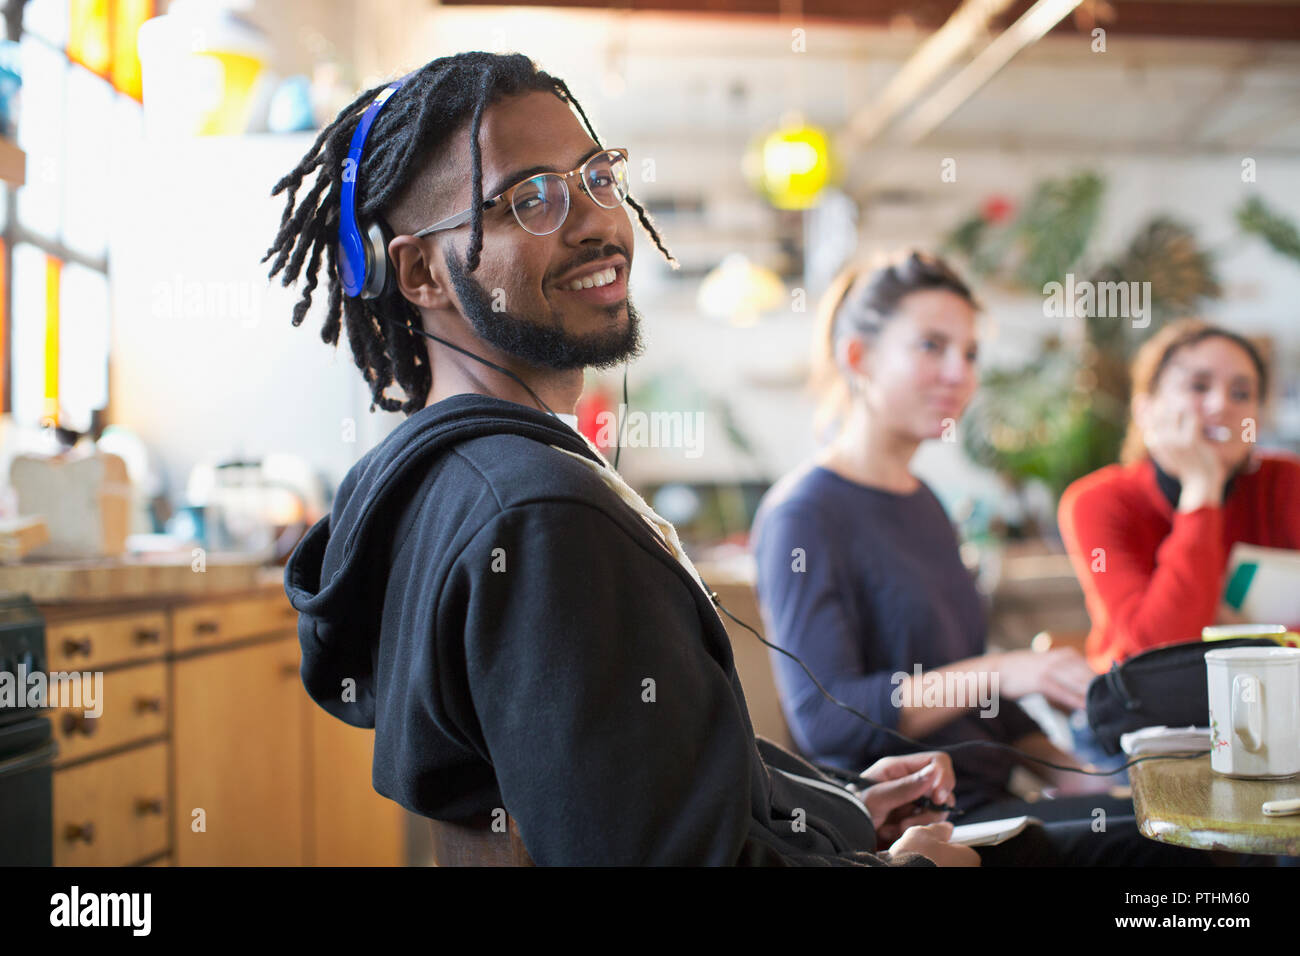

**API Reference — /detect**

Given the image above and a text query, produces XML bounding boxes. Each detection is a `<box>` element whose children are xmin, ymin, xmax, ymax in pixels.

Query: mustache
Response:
<box><xmin>551</xmin><ymin>243</ymin><xmax>629</xmax><ymax>282</ymax></box>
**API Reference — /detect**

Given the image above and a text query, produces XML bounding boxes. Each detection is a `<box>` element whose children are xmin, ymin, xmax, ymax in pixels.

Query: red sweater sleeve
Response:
<box><xmin>1266</xmin><ymin>457</ymin><xmax>1300</xmax><ymax>554</ymax></box>
<box><xmin>1059</xmin><ymin>470</ymin><xmax>1228</xmax><ymax>670</ymax></box>
<box><xmin>1259</xmin><ymin>457</ymin><xmax>1300</xmax><ymax>629</ymax></box>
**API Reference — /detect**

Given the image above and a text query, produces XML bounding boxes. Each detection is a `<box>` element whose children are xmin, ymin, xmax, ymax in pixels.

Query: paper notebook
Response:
<box><xmin>1120</xmin><ymin>725</ymin><xmax>1210</xmax><ymax>755</ymax></box>
<box><xmin>949</xmin><ymin>815</ymin><xmax>1041</xmax><ymax>847</ymax></box>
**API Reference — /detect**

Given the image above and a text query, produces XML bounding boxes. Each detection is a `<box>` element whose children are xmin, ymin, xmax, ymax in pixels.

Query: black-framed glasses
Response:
<box><xmin>413</xmin><ymin>148</ymin><xmax>630</xmax><ymax>239</ymax></box>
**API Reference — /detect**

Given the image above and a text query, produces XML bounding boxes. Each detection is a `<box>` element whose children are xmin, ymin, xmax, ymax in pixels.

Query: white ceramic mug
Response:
<box><xmin>1205</xmin><ymin>646</ymin><xmax>1300</xmax><ymax>779</ymax></box>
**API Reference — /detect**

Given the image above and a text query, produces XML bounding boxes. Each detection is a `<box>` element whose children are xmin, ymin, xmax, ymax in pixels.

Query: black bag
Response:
<box><xmin>1085</xmin><ymin>637</ymin><xmax>1280</xmax><ymax>755</ymax></box>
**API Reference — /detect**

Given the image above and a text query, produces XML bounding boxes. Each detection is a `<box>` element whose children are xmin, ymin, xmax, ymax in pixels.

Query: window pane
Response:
<box><xmin>58</xmin><ymin>261</ymin><xmax>110</xmax><ymax>433</ymax></box>
<box><xmin>68</xmin><ymin>0</ymin><xmax>111</xmax><ymax>77</ymax></box>
<box><xmin>63</xmin><ymin>63</ymin><xmax>112</xmax><ymax>258</ymax></box>
<box><xmin>16</xmin><ymin>36</ymin><xmax>65</xmax><ymax>241</ymax></box>
<box><xmin>111</xmin><ymin>0</ymin><xmax>152</xmax><ymax>101</ymax></box>
<box><xmin>11</xmin><ymin>243</ymin><xmax>50</xmax><ymax>428</ymax></box>
<box><xmin>109</xmin><ymin>87</ymin><xmax>143</xmax><ymax>181</ymax></box>
<box><xmin>24</xmin><ymin>0</ymin><xmax>70</xmax><ymax>49</ymax></box>
<box><xmin>115</xmin><ymin>87</ymin><xmax>143</xmax><ymax>134</ymax></box>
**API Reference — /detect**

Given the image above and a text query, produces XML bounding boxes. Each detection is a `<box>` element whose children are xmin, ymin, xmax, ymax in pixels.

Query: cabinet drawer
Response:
<box><xmin>173</xmin><ymin>636</ymin><xmax>305</xmax><ymax>865</ymax></box>
<box><xmin>173</xmin><ymin>593</ymin><xmax>298</xmax><ymax>653</ymax></box>
<box><xmin>46</xmin><ymin>611</ymin><xmax>168</xmax><ymax>671</ymax></box>
<box><xmin>52</xmin><ymin>663</ymin><xmax>167</xmax><ymax>765</ymax></box>
<box><xmin>53</xmin><ymin>742</ymin><xmax>168</xmax><ymax>866</ymax></box>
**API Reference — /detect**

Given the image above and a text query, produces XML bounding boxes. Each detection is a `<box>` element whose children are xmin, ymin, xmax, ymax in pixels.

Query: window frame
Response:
<box><xmin>2</xmin><ymin>0</ymin><xmax>143</xmax><ymax>429</ymax></box>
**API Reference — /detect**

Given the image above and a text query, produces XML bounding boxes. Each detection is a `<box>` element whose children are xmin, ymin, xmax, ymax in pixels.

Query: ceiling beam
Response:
<box><xmin>439</xmin><ymin>1</ymin><xmax>1300</xmax><ymax>43</ymax></box>
<box><xmin>844</xmin><ymin>0</ymin><xmax>1016</xmax><ymax>146</ymax></box>
<box><xmin>896</xmin><ymin>0</ymin><xmax>1084</xmax><ymax>144</ymax></box>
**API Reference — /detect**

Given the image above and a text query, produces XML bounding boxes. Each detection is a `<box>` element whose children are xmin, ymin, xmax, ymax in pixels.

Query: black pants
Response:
<box><xmin>960</xmin><ymin>792</ymin><xmax>1139</xmax><ymax>825</ymax></box>
<box><xmin>974</xmin><ymin>815</ymin><xmax>1210</xmax><ymax>866</ymax></box>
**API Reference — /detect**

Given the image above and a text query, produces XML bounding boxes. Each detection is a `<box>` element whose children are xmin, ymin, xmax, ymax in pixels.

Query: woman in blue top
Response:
<box><xmin>751</xmin><ymin>251</ymin><xmax>1115</xmax><ymax>822</ymax></box>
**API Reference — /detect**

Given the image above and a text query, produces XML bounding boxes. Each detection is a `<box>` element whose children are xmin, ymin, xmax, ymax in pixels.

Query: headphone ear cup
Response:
<box><xmin>360</xmin><ymin>220</ymin><xmax>396</xmax><ymax>300</ymax></box>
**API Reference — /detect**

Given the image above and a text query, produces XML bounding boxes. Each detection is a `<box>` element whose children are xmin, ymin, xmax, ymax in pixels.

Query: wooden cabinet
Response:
<box><xmin>172</xmin><ymin>593</ymin><xmax>299</xmax><ymax>653</ymax></box>
<box><xmin>307</xmin><ymin>703</ymin><xmax>404</xmax><ymax>865</ymax></box>
<box><xmin>53</xmin><ymin>742</ymin><xmax>168</xmax><ymax>866</ymax></box>
<box><xmin>51</xmin><ymin>661</ymin><xmax>167</xmax><ymax>765</ymax></box>
<box><xmin>173</xmin><ymin>637</ymin><xmax>306</xmax><ymax>865</ymax></box>
<box><xmin>36</xmin><ymin>581</ymin><xmax>406</xmax><ymax>867</ymax></box>
<box><xmin>46</xmin><ymin>610</ymin><xmax>168</xmax><ymax>672</ymax></box>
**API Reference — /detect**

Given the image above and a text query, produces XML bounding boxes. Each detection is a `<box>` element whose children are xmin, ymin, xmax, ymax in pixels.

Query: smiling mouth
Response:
<box><xmin>553</xmin><ymin>263</ymin><xmax>629</xmax><ymax>307</ymax></box>
<box><xmin>563</xmin><ymin>266</ymin><xmax>619</xmax><ymax>291</ymax></box>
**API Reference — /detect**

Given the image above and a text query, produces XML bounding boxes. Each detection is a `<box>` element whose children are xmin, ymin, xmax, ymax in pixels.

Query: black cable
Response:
<box><xmin>403</xmin><ymin>317</ymin><xmax>1180</xmax><ymax>780</ymax></box>
<box><xmin>615</xmin><ymin>362</ymin><xmax>628</xmax><ymax>470</ymax></box>
<box><xmin>404</xmin><ymin>320</ymin><xmax>635</xmax><ymax>475</ymax></box>
<box><xmin>704</xmin><ymin>585</ymin><xmax>1210</xmax><ymax>779</ymax></box>
<box><xmin>404</xmin><ymin>322</ymin><xmax>557</xmax><ymax>419</ymax></box>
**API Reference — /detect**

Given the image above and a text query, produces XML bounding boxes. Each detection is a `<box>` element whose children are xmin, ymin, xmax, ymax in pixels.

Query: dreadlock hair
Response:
<box><xmin>262</xmin><ymin>51</ymin><xmax>676</xmax><ymax>416</ymax></box>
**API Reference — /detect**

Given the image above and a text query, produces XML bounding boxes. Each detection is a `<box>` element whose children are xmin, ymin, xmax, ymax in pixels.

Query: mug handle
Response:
<box><xmin>1231</xmin><ymin>674</ymin><xmax>1263</xmax><ymax>752</ymax></box>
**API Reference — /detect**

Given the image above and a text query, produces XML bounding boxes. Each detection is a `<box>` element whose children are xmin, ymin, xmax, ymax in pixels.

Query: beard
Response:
<box><xmin>445</xmin><ymin>248</ymin><xmax>644</xmax><ymax>371</ymax></box>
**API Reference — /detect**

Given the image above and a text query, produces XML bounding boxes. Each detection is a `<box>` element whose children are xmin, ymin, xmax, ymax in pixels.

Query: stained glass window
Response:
<box><xmin>4</xmin><ymin>1</ymin><xmax>152</xmax><ymax>425</ymax></box>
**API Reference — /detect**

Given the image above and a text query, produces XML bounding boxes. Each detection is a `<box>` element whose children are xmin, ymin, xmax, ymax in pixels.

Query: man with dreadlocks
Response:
<box><xmin>267</xmin><ymin>52</ymin><xmax>1168</xmax><ymax>868</ymax></box>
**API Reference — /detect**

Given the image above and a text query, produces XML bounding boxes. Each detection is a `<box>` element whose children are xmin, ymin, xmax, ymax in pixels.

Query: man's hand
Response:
<box><xmin>855</xmin><ymin>752</ymin><xmax>956</xmax><ymax>847</ymax></box>
<box><xmin>888</xmin><ymin>822</ymin><xmax>981</xmax><ymax>867</ymax></box>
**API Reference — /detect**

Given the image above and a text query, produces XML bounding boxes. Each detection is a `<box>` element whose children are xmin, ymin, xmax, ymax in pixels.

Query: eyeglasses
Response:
<box><xmin>413</xmin><ymin>148</ymin><xmax>630</xmax><ymax>239</ymax></box>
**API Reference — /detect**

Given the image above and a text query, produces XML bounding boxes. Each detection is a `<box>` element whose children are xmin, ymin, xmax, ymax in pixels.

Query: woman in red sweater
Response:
<box><xmin>1060</xmin><ymin>319</ymin><xmax>1300</xmax><ymax>672</ymax></box>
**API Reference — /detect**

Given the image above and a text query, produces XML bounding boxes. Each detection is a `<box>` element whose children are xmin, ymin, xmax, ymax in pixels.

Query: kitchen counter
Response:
<box><xmin>0</xmin><ymin>552</ymin><xmax>281</xmax><ymax>604</ymax></box>
<box><xmin>1</xmin><ymin>550</ymin><xmax>405</xmax><ymax>867</ymax></box>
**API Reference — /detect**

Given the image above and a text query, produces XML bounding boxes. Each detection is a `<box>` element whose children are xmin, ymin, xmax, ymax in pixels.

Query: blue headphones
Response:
<box><xmin>333</xmin><ymin>70</ymin><xmax>570</xmax><ymax>423</ymax></box>
<box><xmin>337</xmin><ymin>72</ymin><xmax>416</xmax><ymax>299</ymax></box>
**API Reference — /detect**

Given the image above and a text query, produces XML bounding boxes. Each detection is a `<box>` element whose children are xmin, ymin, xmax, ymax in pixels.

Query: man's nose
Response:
<box><xmin>562</xmin><ymin>179</ymin><xmax>622</xmax><ymax>243</ymax></box>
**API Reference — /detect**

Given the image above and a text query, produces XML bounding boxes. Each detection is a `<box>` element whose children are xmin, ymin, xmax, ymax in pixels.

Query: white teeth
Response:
<box><xmin>567</xmin><ymin>267</ymin><xmax>617</xmax><ymax>291</ymax></box>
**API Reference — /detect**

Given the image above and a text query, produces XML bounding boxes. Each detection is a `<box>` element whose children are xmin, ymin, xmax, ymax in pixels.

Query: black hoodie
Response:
<box><xmin>284</xmin><ymin>392</ymin><xmax>931</xmax><ymax>866</ymax></box>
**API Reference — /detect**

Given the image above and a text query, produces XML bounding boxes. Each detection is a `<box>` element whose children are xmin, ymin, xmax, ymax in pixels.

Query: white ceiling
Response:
<box><xmin>374</xmin><ymin>6</ymin><xmax>1300</xmax><ymax>156</ymax></box>
<box><xmin>243</xmin><ymin>2</ymin><xmax>1300</xmax><ymax>157</ymax></box>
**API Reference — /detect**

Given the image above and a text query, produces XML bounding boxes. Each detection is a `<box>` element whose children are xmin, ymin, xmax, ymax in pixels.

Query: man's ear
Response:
<box><xmin>388</xmin><ymin>235</ymin><xmax>453</xmax><ymax>310</ymax></box>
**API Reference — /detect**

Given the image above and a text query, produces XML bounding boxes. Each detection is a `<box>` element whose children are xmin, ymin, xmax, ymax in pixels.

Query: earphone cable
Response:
<box><xmin>403</xmin><ymin>320</ymin><xmax>557</xmax><ymax>419</ymax></box>
<box><xmin>705</xmin><ymin>585</ymin><xmax>1208</xmax><ymax>778</ymax></box>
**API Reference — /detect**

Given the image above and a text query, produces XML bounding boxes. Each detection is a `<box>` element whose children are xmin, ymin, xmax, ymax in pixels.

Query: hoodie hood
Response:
<box><xmin>284</xmin><ymin>393</ymin><xmax>602</xmax><ymax>727</ymax></box>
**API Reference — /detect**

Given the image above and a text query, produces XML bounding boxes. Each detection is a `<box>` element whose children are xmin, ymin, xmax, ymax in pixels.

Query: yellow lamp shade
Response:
<box><xmin>746</xmin><ymin>123</ymin><xmax>834</xmax><ymax>210</ymax></box>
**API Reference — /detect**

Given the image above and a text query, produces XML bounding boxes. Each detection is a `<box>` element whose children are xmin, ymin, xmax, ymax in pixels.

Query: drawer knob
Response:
<box><xmin>133</xmin><ymin>627</ymin><xmax>163</xmax><ymax>645</ymax></box>
<box><xmin>134</xmin><ymin>697</ymin><xmax>164</xmax><ymax>715</ymax></box>
<box><xmin>194</xmin><ymin>619</ymin><xmax>220</xmax><ymax>636</ymax></box>
<box><xmin>61</xmin><ymin>712</ymin><xmax>99</xmax><ymax>737</ymax></box>
<box><xmin>64</xmin><ymin>821</ymin><xmax>95</xmax><ymax>844</ymax></box>
<box><xmin>135</xmin><ymin>797</ymin><xmax>164</xmax><ymax>816</ymax></box>
<box><xmin>63</xmin><ymin>636</ymin><xmax>93</xmax><ymax>658</ymax></box>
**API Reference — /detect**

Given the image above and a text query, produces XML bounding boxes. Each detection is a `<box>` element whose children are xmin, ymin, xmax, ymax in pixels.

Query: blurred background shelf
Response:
<box><xmin>0</xmin><ymin>136</ymin><xmax>24</xmax><ymax>187</ymax></box>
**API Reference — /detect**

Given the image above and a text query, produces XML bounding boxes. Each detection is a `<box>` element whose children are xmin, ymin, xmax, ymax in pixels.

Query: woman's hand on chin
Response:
<box><xmin>1141</xmin><ymin>399</ymin><xmax>1228</xmax><ymax>510</ymax></box>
